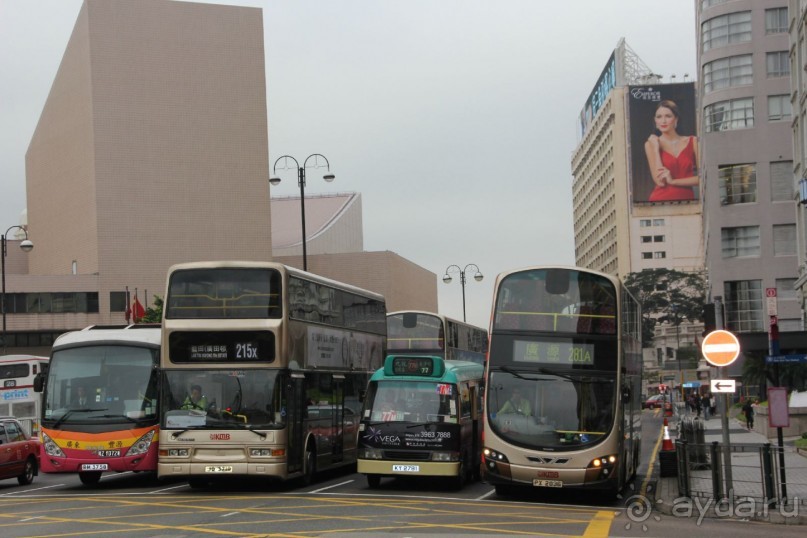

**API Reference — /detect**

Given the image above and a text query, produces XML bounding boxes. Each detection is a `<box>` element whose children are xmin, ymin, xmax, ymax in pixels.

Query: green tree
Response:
<box><xmin>623</xmin><ymin>268</ymin><xmax>707</xmax><ymax>346</ymax></box>
<box><xmin>140</xmin><ymin>295</ymin><xmax>163</xmax><ymax>324</ymax></box>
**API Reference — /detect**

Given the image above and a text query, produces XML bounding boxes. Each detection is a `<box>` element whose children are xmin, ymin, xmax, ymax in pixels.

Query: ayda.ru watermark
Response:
<box><xmin>624</xmin><ymin>493</ymin><xmax>802</xmax><ymax>527</ymax></box>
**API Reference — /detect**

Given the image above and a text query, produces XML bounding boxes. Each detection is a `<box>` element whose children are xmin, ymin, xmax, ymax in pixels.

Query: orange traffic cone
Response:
<box><xmin>661</xmin><ymin>417</ymin><xmax>674</xmax><ymax>451</ymax></box>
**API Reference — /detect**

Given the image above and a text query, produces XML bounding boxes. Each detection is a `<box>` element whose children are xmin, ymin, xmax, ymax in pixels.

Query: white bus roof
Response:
<box><xmin>0</xmin><ymin>354</ymin><xmax>49</xmax><ymax>363</ymax></box>
<box><xmin>52</xmin><ymin>325</ymin><xmax>162</xmax><ymax>350</ymax></box>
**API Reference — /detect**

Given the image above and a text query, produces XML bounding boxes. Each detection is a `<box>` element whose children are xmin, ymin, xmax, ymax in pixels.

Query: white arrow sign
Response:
<box><xmin>710</xmin><ymin>379</ymin><xmax>736</xmax><ymax>393</ymax></box>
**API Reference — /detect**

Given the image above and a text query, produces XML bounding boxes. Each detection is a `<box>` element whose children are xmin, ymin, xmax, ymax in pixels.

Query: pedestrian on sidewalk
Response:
<box><xmin>701</xmin><ymin>393</ymin><xmax>711</xmax><ymax>420</ymax></box>
<box><xmin>709</xmin><ymin>394</ymin><xmax>716</xmax><ymax>417</ymax></box>
<box><xmin>742</xmin><ymin>398</ymin><xmax>755</xmax><ymax>430</ymax></box>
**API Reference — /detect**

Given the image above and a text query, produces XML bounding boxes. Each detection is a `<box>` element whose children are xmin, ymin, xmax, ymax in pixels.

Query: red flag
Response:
<box><xmin>132</xmin><ymin>296</ymin><xmax>146</xmax><ymax>323</ymax></box>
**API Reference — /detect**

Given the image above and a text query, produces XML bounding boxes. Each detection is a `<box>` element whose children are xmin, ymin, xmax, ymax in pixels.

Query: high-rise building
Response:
<box><xmin>697</xmin><ymin>0</ymin><xmax>799</xmax><ymax>333</ymax></box>
<box><xmin>572</xmin><ymin>40</ymin><xmax>704</xmax><ymax>278</ymax></box>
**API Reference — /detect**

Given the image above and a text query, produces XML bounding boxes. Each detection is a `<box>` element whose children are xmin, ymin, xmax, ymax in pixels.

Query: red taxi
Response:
<box><xmin>0</xmin><ymin>417</ymin><xmax>40</xmax><ymax>485</ymax></box>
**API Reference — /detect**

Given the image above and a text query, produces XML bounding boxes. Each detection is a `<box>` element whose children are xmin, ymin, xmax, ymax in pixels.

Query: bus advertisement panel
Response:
<box><xmin>482</xmin><ymin>266</ymin><xmax>642</xmax><ymax>496</ymax></box>
<box><xmin>357</xmin><ymin>355</ymin><xmax>484</xmax><ymax>489</ymax></box>
<box><xmin>157</xmin><ymin>262</ymin><xmax>386</xmax><ymax>486</ymax></box>
<box><xmin>0</xmin><ymin>355</ymin><xmax>49</xmax><ymax>435</ymax></box>
<box><xmin>37</xmin><ymin>326</ymin><xmax>161</xmax><ymax>485</ymax></box>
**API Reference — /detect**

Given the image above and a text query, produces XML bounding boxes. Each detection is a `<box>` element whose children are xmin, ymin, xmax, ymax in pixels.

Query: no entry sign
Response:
<box><xmin>701</xmin><ymin>329</ymin><xmax>740</xmax><ymax>367</ymax></box>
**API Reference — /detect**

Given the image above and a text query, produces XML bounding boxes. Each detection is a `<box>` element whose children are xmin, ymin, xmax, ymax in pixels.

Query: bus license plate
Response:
<box><xmin>205</xmin><ymin>466</ymin><xmax>233</xmax><ymax>473</ymax></box>
<box><xmin>97</xmin><ymin>450</ymin><xmax>121</xmax><ymax>457</ymax></box>
<box><xmin>533</xmin><ymin>479</ymin><xmax>563</xmax><ymax>488</ymax></box>
<box><xmin>81</xmin><ymin>464</ymin><xmax>108</xmax><ymax>471</ymax></box>
<box><xmin>392</xmin><ymin>465</ymin><xmax>419</xmax><ymax>473</ymax></box>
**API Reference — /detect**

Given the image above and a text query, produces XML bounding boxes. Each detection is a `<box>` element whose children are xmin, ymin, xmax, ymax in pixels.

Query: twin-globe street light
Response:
<box><xmin>1</xmin><ymin>226</ymin><xmax>34</xmax><ymax>350</ymax></box>
<box><xmin>270</xmin><ymin>154</ymin><xmax>335</xmax><ymax>272</ymax></box>
<box><xmin>442</xmin><ymin>264</ymin><xmax>483</xmax><ymax>322</ymax></box>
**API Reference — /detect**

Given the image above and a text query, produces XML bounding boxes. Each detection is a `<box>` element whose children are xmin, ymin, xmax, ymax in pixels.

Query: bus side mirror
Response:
<box><xmin>33</xmin><ymin>373</ymin><xmax>44</xmax><ymax>393</ymax></box>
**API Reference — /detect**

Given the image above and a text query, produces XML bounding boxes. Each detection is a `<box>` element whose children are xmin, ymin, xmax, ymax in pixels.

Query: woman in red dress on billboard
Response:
<box><xmin>644</xmin><ymin>100</ymin><xmax>699</xmax><ymax>202</ymax></box>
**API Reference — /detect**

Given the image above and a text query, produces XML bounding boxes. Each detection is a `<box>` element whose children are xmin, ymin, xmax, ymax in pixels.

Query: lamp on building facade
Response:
<box><xmin>1</xmin><ymin>226</ymin><xmax>34</xmax><ymax>350</ymax></box>
<box><xmin>442</xmin><ymin>264</ymin><xmax>483</xmax><ymax>322</ymax></box>
<box><xmin>270</xmin><ymin>154</ymin><xmax>335</xmax><ymax>272</ymax></box>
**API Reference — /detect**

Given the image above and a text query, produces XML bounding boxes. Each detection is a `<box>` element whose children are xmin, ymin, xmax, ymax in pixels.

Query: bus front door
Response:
<box><xmin>286</xmin><ymin>375</ymin><xmax>305</xmax><ymax>473</ymax></box>
<box><xmin>331</xmin><ymin>375</ymin><xmax>344</xmax><ymax>464</ymax></box>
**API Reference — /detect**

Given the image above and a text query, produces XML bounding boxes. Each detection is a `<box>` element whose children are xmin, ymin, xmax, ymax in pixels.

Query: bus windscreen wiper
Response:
<box><xmin>98</xmin><ymin>414</ymin><xmax>138</xmax><ymax>423</ymax></box>
<box><xmin>53</xmin><ymin>408</ymin><xmax>108</xmax><ymax>428</ymax></box>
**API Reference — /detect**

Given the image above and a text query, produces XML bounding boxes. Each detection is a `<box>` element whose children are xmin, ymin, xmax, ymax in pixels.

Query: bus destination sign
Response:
<box><xmin>391</xmin><ymin>357</ymin><xmax>435</xmax><ymax>377</ymax></box>
<box><xmin>513</xmin><ymin>340</ymin><xmax>594</xmax><ymax>366</ymax></box>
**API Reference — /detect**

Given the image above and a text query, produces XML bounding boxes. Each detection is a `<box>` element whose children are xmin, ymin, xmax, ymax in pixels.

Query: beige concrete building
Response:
<box><xmin>1</xmin><ymin>0</ymin><xmax>436</xmax><ymax>355</ymax></box>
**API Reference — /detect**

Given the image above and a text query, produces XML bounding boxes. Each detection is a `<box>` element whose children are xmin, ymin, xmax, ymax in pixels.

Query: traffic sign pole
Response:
<box><xmin>712</xmin><ymin>297</ymin><xmax>733</xmax><ymax>496</ymax></box>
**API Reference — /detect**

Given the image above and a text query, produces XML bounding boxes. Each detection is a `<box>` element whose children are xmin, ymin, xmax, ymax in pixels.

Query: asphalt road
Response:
<box><xmin>0</xmin><ymin>410</ymin><xmax>802</xmax><ymax>537</ymax></box>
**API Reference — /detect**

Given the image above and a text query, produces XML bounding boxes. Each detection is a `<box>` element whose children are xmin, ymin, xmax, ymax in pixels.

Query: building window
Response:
<box><xmin>642</xmin><ymin>252</ymin><xmax>653</xmax><ymax>259</ymax></box>
<box><xmin>719</xmin><ymin>163</ymin><xmax>756</xmax><ymax>204</ymax></box>
<box><xmin>765</xmin><ymin>7</ymin><xmax>788</xmax><ymax>34</ymax></box>
<box><xmin>776</xmin><ymin>278</ymin><xmax>797</xmax><ymax>300</ymax></box>
<box><xmin>640</xmin><ymin>219</ymin><xmax>652</xmax><ymax>227</ymax></box>
<box><xmin>766</xmin><ymin>51</ymin><xmax>790</xmax><ymax>78</ymax></box>
<box><xmin>653</xmin><ymin>219</ymin><xmax>665</xmax><ymax>226</ymax></box>
<box><xmin>768</xmin><ymin>95</ymin><xmax>792</xmax><ymax>122</ymax></box>
<box><xmin>110</xmin><ymin>291</ymin><xmax>127</xmax><ymax>312</ymax></box>
<box><xmin>653</xmin><ymin>252</ymin><xmax>666</xmax><ymax>259</ymax></box>
<box><xmin>702</xmin><ymin>0</ymin><xmax>730</xmax><ymax>8</ymax></box>
<box><xmin>641</xmin><ymin>236</ymin><xmax>652</xmax><ymax>243</ymax></box>
<box><xmin>654</xmin><ymin>235</ymin><xmax>665</xmax><ymax>242</ymax></box>
<box><xmin>702</xmin><ymin>11</ymin><xmax>752</xmax><ymax>52</ymax></box>
<box><xmin>770</xmin><ymin>161</ymin><xmax>793</xmax><ymax>201</ymax></box>
<box><xmin>3</xmin><ymin>292</ymin><xmax>100</xmax><ymax>314</ymax></box>
<box><xmin>721</xmin><ymin>226</ymin><xmax>760</xmax><ymax>258</ymax></box>
<box><xmin>2</xmin><ymin>331</ymin><xmax>64</xmax><ymax>350</ymax></box>
<box><xmin>703</xmin><ymin>54</ymin><xmax>752</xmax><ymax>93</ymax></box>
<box><xmin>704</xmin><ymin>98</ymin><xmax>754</xmax><ymax>132</ymax></box>
<box><xmin>773</xmin><ymin>224</ymin><xmax>796</xmax><ymax>256</ymax></box>
<box><xmin>724</xmin><ymin>280</ymin><xmax>763</xmax><ymax>332</ymax></box>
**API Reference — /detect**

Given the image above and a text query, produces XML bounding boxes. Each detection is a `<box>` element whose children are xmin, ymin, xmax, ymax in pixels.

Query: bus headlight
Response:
<box><xmin>587</xmin><ymin>454</ymin><xmax>618</xmax><ymax>470</ymax></box>
<box><xmin>483</xmin><ymin>447</ymin><xmax>510</xmax><ymax>463</ymax></box>
<box><xmin>42</xmin><ymin>432</ymin><xmax>65</xmax><ymax>458</ymax></box>
<box><xmin>431</xmin><ymin>451</ymin><xmax>459</xmax><ymax>462</ymax></box>
<box><xmin>358</xmin><ymin>448</ymin><xmax>383</xmax><ymax>460</ymax></box>
<box><xmin>126</xmin><ymin>430</ymin><xmax>156</xmax><ymax>457</ymax></box>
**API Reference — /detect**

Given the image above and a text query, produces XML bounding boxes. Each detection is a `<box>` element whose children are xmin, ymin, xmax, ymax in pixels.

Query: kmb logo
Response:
<box><xmin>210</xmin><ymin>433</ymin><xmax>230</xmax><ymax>441</ymax></box>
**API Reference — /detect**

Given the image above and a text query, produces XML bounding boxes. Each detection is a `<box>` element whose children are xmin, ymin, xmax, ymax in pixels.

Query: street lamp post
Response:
<box><xmin>1</xmin><ymin>226</ymin><xmax>34</xmax><ymax>350</ymax></box>
<box><xmin>671</xmin><ymin>303</ymin><xmax>683</xmax><ymax>402</ymax></box>
<box><xmin>270</xmin><ymin>154</ymin><xmax>335</xmax><ymax>272</ymax></box>
<box><xmin>442</xmin><ymin>264</ymin><xmax>483</xmax><ymax>322</ymax></box>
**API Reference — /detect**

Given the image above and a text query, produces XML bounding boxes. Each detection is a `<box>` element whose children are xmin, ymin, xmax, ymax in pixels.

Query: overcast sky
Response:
<box><xmin>0</xmin><ymin>0</ymin><xmax>697</xmax><ymax>328</ymax></box>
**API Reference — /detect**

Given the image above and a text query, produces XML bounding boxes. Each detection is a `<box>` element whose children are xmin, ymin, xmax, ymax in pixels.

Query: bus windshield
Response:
<box><xmin>493</xmin><ymin>269</ymin><xmax>616</xmax><ymax>334</ymax></box>
<box><xmin>387</xmin><ymin>312</ymin><xmax>444</xmax><ymax>352</ymax></box>
<box><xmin>487</xmin><ymin>370</ymin><xmax>615</xmax><ymax>449</ymax></box>
<box><xmin>44</xmin><ymin>346</ymin><xmax>159</xmax><ymax>424</ymax></box>
<box><xmin>166</xmin><ymin>267</ymin><xmax>282</xmax><ymax>319</ymax></box>
<box><xmin>365</xmin><ymin>380</ymin><xmax>457</xmax><ymax>423</ymax></box>
<box><xmin>162</xmin><ymin>369</ymin><xmax>283</xmax><ymax>430</ymax></box>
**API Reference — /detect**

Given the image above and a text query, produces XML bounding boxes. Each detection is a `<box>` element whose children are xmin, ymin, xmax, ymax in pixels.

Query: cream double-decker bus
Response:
<box><xmin>157</xmin><ymin>261</ymin><xmax>386</xmax><ymax>487</ymax></box>
<box><xmin>482</xmin><ymin>266</ymin><xmax>642</xmax><ymax>496</ymax></box>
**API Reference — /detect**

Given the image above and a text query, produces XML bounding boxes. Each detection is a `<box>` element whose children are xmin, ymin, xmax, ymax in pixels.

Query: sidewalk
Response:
<box><xmin>651</xmin><ymin>409</ymin><xmax>807</xmax><ymax>525</ymax></box>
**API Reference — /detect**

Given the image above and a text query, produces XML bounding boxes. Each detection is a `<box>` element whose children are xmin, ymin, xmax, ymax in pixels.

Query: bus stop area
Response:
<box><xmin>651</xmin><ymin>413</ymin><xmax>807</xmax><ymax>524</ymax></box>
